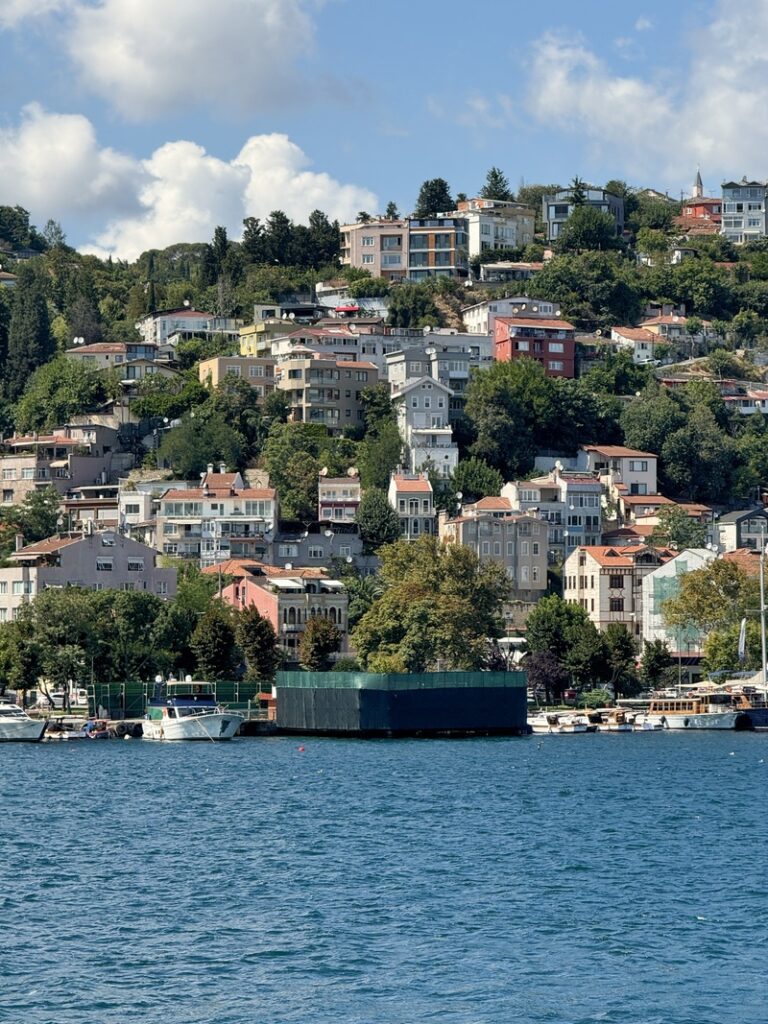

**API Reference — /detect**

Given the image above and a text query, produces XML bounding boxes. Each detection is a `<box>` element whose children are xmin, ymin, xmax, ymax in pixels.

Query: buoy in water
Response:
<box><xmin>298</xmin><ymin>745</ymin><xmax>305</xmax><ymax>752</ymax></box>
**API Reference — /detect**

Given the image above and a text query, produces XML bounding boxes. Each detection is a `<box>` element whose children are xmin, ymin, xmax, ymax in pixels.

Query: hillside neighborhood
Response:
<box><xmin>2</xmin><ymin>167</ymin><xmax>768</xmax><ymax>694</ymax></box>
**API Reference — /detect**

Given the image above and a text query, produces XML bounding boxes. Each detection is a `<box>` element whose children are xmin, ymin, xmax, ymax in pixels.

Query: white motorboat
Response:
<box><xmin>529</xmin><ymin>712</ymin><xmax>589</xmax><ymax>734</ymax></box>
<box><xmin>0</xmin><ymin>701</ymin><xmax>47</xmax><ymax>742</ymax></box>
<box><xmin>595</xmin><ymin>708</ymin><xmax>634</xmax><ymax>733</ymax></box>
<box><xmin>142</xmin><ymin>679</ymin><xmax>243</xmax><ymax>741</ymax></box>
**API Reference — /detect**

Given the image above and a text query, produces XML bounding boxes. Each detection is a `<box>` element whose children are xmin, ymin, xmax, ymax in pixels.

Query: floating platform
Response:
<box><xmin>275</xmin><ymin>670</ymin><xmax>528</xmax><ymax>737</ymax></box>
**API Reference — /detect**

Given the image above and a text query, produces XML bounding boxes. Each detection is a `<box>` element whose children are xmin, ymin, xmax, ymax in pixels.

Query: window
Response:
<box><xmin>122</xmin><ymin>582</ymin><xmax>135</xmax><ymax>592</ymax></box>
<box><xmin>382</xmin><ymin>255</ymin><xmax>401</xmax><ymax>266</ymax></box>
<box><xmin>248</xmin><ymin>364</ymin><xmax>265</xmax><ymax>378</ymax></box>
<box><xmin>339</xmin><ymin>545</ymin><xmax>351</xmax><ymax>557</ymax></box>
<box><xmin>532</xmin><ymin>542</ymin><xmax>539</xmax><ymax>555</ymax></box>
<box><xmin>22</xmin><ymin>468</ymin><xmax>35</xmax><ymax>480</ymax></box>
<box><xmin>361</xmin><ymin>254</ymin><xmax>374</xmax><ymax>265</ymax></box>
<box><xmin>629</xmin><ymin>460</ymin><xmax>648</xmax><ymax>472</ymax></box>
<box><xmin>127</xmin><ymin>558</ymin><xmax>145</xmax><ymax>572</ymax></box>
<box><xmin>493</xmin><ymin>542</ymin><xmax>501</xmax><ymax>556</ymax></box>
<box><xmin>0</xmin><ymin>582</ymin><xmax>5</xmax><ymax>594</ymax></box>
<box><xmin>2</xmin><ymin>470</ymin><xmax>16</xmax><ymax>480</ymax></box>
<box><xmin>96</xmin><ymin>558</ymin><xmax>113</xmax><ymax>571</ymax></box>
<box><xmin>609</xmin><ymin>574</ymin><xmax>624</xmax><ymax>589</ymax></box>
<box><xmin>482</xmin><ymin>541</ymin><xmax>490</xmax><ymax>555</ymax></box>
<box><xmin>549</xmin><ymin>360</ymin><xmax>564</xmax><ymax>371</ymax></box>
<box><xmin>12</xmin><ymin>580</ymin><xmax>34</xmax><ymax>595</ymax></box>
<box><xmin>609</xmin><ymin>597</ymin><xmax>624</xmax><ymax>612</ymax></box>
<box><xmin>361</xmin><ymin>236</ymin><xmax>374</xmax><ymax>246</ymax></box>
<box><xmin>0</xmin><ymin>609</ymin><xmax>6</xmax><ymax>622</ymax></box>
<box><xmin>549</xmin><ymin>342</ymin><xmax>564</xmax><ymax>353</ymax></box>
<box><xmin>156</xmin><ymin>581</ymin><xmax>169</xmax><ymax>596</ymax></box>
<box><xmin>507</xmin><ymin>541</ymin><xmax>515</xmax><ymax>556</ymax></box>
<box><xmin>521</xmin><ymin>541</ymin><xmax>529</xmax><ymax>556</ymax></box>
<box><xmin>279</xmin><ymin>544</ymin><xmax>298</xmax><ymax>558</ymax></box>
<box><xmin>308</xmin><ymin>546</ymin><xmax>323</xmax><ymax>559</ymax></box>
<box><xmin>521</xmin><ymin>566</ymin><xmax>529</xmax><ymax>582</ymax></box>
<box><xmin>532</xmin><ymin>566</ymin><xmax>539</xmax><ymax>582</ymax></box>
<box><xmin>124</xmin><ymin>503</ymin><xmax>140</xmax><ymax>515</ymax></box>
<box><xmin>225</xmin><ymin>365</ymin><xmax>241</xmax><ymax>377</ymax></box>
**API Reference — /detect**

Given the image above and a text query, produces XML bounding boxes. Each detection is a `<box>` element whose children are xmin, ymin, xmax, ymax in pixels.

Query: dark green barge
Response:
<box><xmin>275</xmin><ymin>670</ymin><xmax>528</xmax><ymax>737</ymax></box>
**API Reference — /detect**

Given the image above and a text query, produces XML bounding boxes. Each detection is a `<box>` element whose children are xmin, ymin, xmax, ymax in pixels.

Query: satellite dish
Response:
<box><xmin>595</xmin><ymin>329</ymin><xmax>602</xmax><ymax>336</ymax></box>
<box><xmin>424</xmin><ymin>325</ymin><xmax>432</xmax><ymax>333</ymax></box>
<box><xmin>285</xmin><ymin>562</ymin><xmax>293</xmax><ymax>570</ymax></box>
<box><xmin>289</xmin><ymin>312</ymin><xmax>296</xmax><ymax>320</ymax></box>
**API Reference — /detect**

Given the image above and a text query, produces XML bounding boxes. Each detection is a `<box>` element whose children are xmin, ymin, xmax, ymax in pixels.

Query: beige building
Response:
<box><xmin>198</xmin><ymin>356</ymin><xmax>276</xmax><ymax>397</ymax></box>
<box><xmin>318</xmin><ymin>470</ymin><xmax>362</xmax><ymax>523</ymax></box>
<box><xmin>563</xmin><ymin>544</ymin><xmax>675</xmax><ymax>638</ymax></box>
<box><xmin>454</xmin><ymin>197</ymin><xmax>535</xmax><ymax>257</ymax></box>
<box><xmin>0</xmin><ymin>427</ymin><xmax>133</xmax><ymax>505</ymax></box>
<box><xmin>276</xmin><ymin>350</ymin><xmax>377</xmax><ymax>433</ymax></box>
<box><xmin>0</xmin><ymin>530</ymin><xmax>176</xmax><ymax>621</ymax></box>
<box><xmin>340</xmin><ymin>217</ymin><xmax>469</xmax><ymax>282</ymax></box>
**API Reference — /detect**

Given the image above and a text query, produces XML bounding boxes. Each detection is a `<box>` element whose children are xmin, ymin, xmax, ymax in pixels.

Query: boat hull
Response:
<box><xmin>142</xmin><ymin>712</ymin><xmax>243</xmax><ymax>741</ymax></box>
<box><xmin>0</xmin><ymin>718</ymin><xmax>47</xmax><ymax>742</ymax></box>
<box><xmin>647</xmin><ymin>711</ymin><xmax>739</xmax><ymax>730</ymax></box>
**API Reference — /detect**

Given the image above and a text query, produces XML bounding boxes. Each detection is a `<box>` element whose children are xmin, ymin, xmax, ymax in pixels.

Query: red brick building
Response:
<box><xmin>493</xmin><ymin>317</ymin><xmax>576</xmax><ymax>377</ymax></box>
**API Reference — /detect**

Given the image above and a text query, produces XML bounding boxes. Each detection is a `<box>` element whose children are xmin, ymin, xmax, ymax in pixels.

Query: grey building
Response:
<box><xmin>542</xmin><ymin>188</ymin><xmax>625</xmax><ymax>242</ymax></box>
<box><xmin>721</xmin><ymin>179</ymin><xmax>767</xmax><ymax>244</ymax></box>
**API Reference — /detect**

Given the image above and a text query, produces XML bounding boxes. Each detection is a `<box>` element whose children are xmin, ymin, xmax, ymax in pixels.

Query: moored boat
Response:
<box><xmin>594</xmin><ymin>708</ymin><xmax>634</xmax><ymax>733</ymax></box>
<box><xmin>142</xmin><ymin>678</ymin><xmax>243</xmax><ymax>741</ymax></box>
<box><xmin>638</xmin><ymin>695</ymin><xmax>743</xmax><ymax>730</ymax></box>
<box><xmin>529</xmin><ymin>712</ymin><xmax>589</xmax><ymax>734</ymax></box>
<box><xmin>0</xmin><ymin>700</ymin><xmax>47</xmax><ymax>742</ymax></box>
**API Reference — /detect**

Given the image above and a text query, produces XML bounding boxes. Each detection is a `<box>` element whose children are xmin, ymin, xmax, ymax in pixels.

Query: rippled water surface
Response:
<box><xmin>2</xmin><ymin>732</ymin><xmax>767</xmax><ymax>1023</ymax></box>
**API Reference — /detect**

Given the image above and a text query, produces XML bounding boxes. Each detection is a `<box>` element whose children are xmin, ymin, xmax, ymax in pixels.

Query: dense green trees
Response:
<box><xmin>158</xmin><ymin>412</ymin><xmax>244</xmax><ymax>478</ymax></box>
<box><xmin>14</xmin><ymin>356</ymin><xmax>117</xmax><ymax>433</ymax></box>
<box><xmin>650</xmin><ymin>505</ymin><xmax>707</xmax><ymax>549</ymax></box>
<box><xmin>5</xmin><ymin>263</ymin><xmax>54</xmax><ymax>400</ymax></box>
<box><xmin>235</xmin><ymin>606</ymin><xmax>281</xmax><ymax>682</ymax></box>
<box><xmin>451</xmin><ymin>458</ymin><xmax>503</xmax><ymax>504</ymax></box>
<box><xmin>0</xmin><ymin>487</ymin><xmax>62</xmax><ymax>559</ymax></box>
<box><xmin>299</xmin><ymin>616</ymin><xmax>342</xmax><ymax>671</ymax></box>
<box><xmin>554</xmin><ymin>205</ymin><xmax>622</xmax><ymax>253</ymax></box>
<box><xmin>190</xmin><ymin>603</ymin><xmax>240</xmax><ymax>680</ymax></box>
<box><xmin>352</xmin><ymin>536</ymin><xmax>509</xmax><ymax>672</ymax></box>
<box><xmin>413</xmin><ymin>178</ymin><xmax>454</xmax><ymax>218</ymax></box>
<box><xmin>480</xmin><ymin>167</ymin><xmax>513</xmax><ymax>202</ymax></box>
<box><xmin>356</xmin><ymin>489</ymin><xmax>401</xmax><ymax>552</ymax></box>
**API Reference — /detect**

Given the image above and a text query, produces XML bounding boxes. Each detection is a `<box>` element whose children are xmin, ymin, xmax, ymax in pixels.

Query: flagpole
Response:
<box><xmin>761</xmin><ymin>524</ymin><xmax>767</xmax><ymax>691</ymax></box>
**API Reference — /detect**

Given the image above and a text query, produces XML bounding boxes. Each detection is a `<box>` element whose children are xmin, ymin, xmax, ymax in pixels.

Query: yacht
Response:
<box><xmin>0</xmin><ymin>701</ymin><xmax>47</xmax><ymax>742</ymax></box>
<box><xmin>637</xmin><ymin>694</ymin><xmax>743</xmax><ymax>730</ymax></box>
<box><xmin>529</xmin><ymin>712</ymin><xmax>589</xmax><ymax>734</ymax></box>
<box><xmin>142</xmin><ymin>678</ymin><xmax>243</xmax><ymax>741</ymax></box>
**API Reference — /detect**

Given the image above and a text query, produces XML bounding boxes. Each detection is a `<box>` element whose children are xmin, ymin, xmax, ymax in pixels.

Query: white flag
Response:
<box><xmin>738</xmin><ymin>617</ymin><xmax>747</xmax><ymax>662</ymax></box>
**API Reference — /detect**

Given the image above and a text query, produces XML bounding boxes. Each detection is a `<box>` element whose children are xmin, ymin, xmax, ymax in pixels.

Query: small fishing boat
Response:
<box><xmin>0</xmin><ymin>700</ymin><xmax>47</xmax><ymax>742</ymax></box>
<box><xmin>594</xmin><ymin>708</ymin><xmax>634</xmax><ymax>733</ymax></box>
<box><xmin>142</xmin><ymin>678</ymin><xmax>243</xmax><ymax>741</ymax></box>
<box><xmin>529</xmin><ymin>712</ymin><xmax>589</xmax><ymax>734</ymax></box>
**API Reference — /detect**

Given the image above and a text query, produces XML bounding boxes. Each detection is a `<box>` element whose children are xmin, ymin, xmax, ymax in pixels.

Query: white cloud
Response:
<box><xmin>65</xmin><ymin>0</ymin><xmax>318</xmax><ymax>120</ymax></box>
<box><xmin>526</xmin><ymin>4</ymin><xmax>768</xmax><ymax>187</ymax></box>
<box><xmin>0</xmin><ymin>0</ymin><xmax>70</xmax><ymax>28</ymax></box>
<box><xmin>0</xmin><ymin>108</ymin><xmax>378</xmax><ymax>260</ymax></box>
<box><xmin>0</xmin><ymin>103</ymin><xmax>142</xmax><ymax>223</ymax></box>
<box><xmin>634</xmin><ymin>17</ymin><xmax>653</xmax><ymax>31</ymax></box>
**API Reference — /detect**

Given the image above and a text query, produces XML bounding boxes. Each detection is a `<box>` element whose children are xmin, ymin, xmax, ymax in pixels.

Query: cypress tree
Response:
<box><xmin>5</xmin><ymin>263</ymin><xmax>54</xmax><ymax>401</ymax></box>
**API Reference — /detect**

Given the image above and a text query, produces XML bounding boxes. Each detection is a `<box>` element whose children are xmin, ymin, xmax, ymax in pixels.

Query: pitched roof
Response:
<box><xmin>611</xmin><ymin>327</ymin><xmax>658</xmax><ymax>342</ymax></box>
<box><xmin>577</xmin><ymin>544</ymin><xmax>675</xmax><ymax>566</ymax></box>
<box><xmin>723</xmin><ymin>548</ymin><xmax>763</xmax><ymax>577</ymax></box>
<box><xmin>620</xmin><ymin>494</ymin><xmax>674</xmax><ymax>507</ymax></box>
<box><xmin>336</xmin><ymin>360</ymin><xmax>377</xmax><ymax>370</ymax></box>
<box><xmin>468</xmin><ymin>497</ymin><xmax>512</xmax><ymax>510</ymax></box>
<box><xmin>201</xmin><ymin>559</ymin><xmax>261</xmax><ymax>577</ymax></box>
<box><xmin>67</xmin><ymin>343</ymin><xmax>127</xmax><ymax>355</ymax></box>
<box><xmin>10</xmin><ymin>535</ymin><xmax>82</xmax><ymax>559</ymax></box>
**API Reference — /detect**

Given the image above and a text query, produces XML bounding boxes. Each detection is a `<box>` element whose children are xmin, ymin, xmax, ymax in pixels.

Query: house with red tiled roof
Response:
<box><xmin>610</xmin><ymin>326</ymin><xmax>668</xmax><ymax>364</ymax></box>
<box><xmin>0</xmin><ymin>529</ymin><xmax>176</xmax><ymax>620</ymax></box>
<box><xmin>563</xmin><ymin>543</ymin><xmax>675</xmax><ymax>637</ymax></box>
<box><xmin>580</xmin><ymin>445</ymin><xmax>658</xmax><ymax>497</ymax></box>
<box><xmin>156</xmin><ymin>468</ymin><xmax>277</xmax><ymax>566</ymax></box>
<box><xmin>387</xmin><ymin>472</ymin><xmax>435</xmax><ymax>541</ymax></box>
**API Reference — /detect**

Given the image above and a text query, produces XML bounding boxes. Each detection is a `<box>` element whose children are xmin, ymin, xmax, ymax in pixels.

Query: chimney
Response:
<box><xmin>207</xmin><ymin>463</ymin><xmax>214</xmax><ymax>475</ymax></box>
<box><xmin>219</xmin><ymin>462</ymin><xmax>226</xmax><ymax>474</ymax></box>
<box><xmin>15</xmin><ymin>534</ymin><xmax>24</xmax><ymax>552</ymax></box>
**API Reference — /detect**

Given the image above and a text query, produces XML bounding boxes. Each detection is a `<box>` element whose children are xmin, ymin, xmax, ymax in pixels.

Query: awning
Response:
<box><xmin>49</xmin><ymin>459</ymin><xmax>69</xmax><ymax>468</ymax></box>
<box><xmin>270</xmin><ymin>578</ymin><xmax>303</xmax><ymax>590</ymax></box>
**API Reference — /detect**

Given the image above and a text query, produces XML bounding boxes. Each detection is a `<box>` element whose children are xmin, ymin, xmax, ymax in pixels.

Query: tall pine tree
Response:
<box><xmin>5</xmin><ymin>263</ymin><xmax>54</xmax><ymax>401</ymax></box>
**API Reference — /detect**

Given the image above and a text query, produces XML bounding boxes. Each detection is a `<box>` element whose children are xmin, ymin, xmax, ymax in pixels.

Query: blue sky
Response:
<box><xmin>0</xmin><ymin>0</ymin><xmax>759</xmax><ymax>258</ymax></box>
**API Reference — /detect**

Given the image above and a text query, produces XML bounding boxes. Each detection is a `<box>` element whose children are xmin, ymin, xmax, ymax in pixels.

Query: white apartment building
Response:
<box><xmin>641</xmin><ymin>548</ymin><xmax>715</xmax><ymax>655</ymax></box>
<box><xmin>502</xmin><ymin>469</ymin><xmax>602</xmax><ymax>559</ymax></box>
<box><xmin>462</xmin><ymin>297</ymin><xmax>556</xmax><ymax>335</ymax></box>
<box><xmin>391</xmin><ymin>377</ymin><xmax>458</xmax><ymax>478</ymax></box>
<box><xmin>388</xmin><ymin>473</ymin><xmax>435</xmax><ymax>540</ymax></box>
<box><xmin>318</xmin><ymin>470</ymin><xmax>362</xmax><ymax>523</ymax></box>
<box><xmin>156</xmin><ymin>470</ymin><xmax>277</xmax><ymax>565</ymax></box>
<box><xmin>579</xmin><ymin>445</ymin><xmax>658</xmax><ymax>497</ymax></box>
<box><xmin>136</xmin><ymin>307</ymin><xmax>242</xmax><ymax>346</ymax></box>
<box><xmin>453</xmin><ymin>198</ymin><xmax>536</xmax><ymax>256</ymax></box>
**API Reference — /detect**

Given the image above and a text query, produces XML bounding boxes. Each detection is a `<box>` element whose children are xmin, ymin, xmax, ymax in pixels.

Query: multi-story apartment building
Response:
<box><xmin>391</xmin><ymin>377</ymin><xmax>457</xmax><ymax>478</ymax></box>
<box><xmin>156</xmin><ymin>470</ymin><xmax>277</xmax><ymax>566</ymax></box>
<box><xmin>136</xmin><ymin>307</ymin><xmax>242</xmax><ymax>346</ymax></box>
<box><xmin>462</xmin><ymin>297</ymin><xmax>556</xmax><ymax>335</ymax></box>
<box><xmin>716</xmin><ymin>508</ymin><xmax>768</xmax><ymax>552</ymax></box>
<box><xmin>340</xmin><ymin>218</ymin><xmax>469</xmax><ymax>282</ymax></box>
<box><xmin>440</xmin><ymin>510</ymin><xmax>547</xmax><ymax>627</ymax></box>
<box><xmin>276</xmin><ymin>350</ymin><xmax>378</xmax><ymax>433</ymax></box>
<box><xmin>60</xmin><ymin>484</ymin><xmax>119</xmax><ymax>533</ymax></box>
<box><xmin>493</xmin><ymin>316</ymin><xmax>576</xmax><ymax>377</ymax></box>
<box><xmin>220</xmin><ymin>565</ymin><xmax>348</xmax><ymax>663</ymax></box>
<box><xmin>0</xmin><ymin>426</ymin><xmax>134</xmax><ymax>505</ymax></box>
<box><xmin>0</xmin><ymin>529</ymin><xmax>176</xmax><ymax>620</ymax></box>
<box><xmin>563</xmin><ymin>543</ymin><xmax>675</xmax><ymax>638</ymax></box>
<box><xmin>271</xmin><ymin>326</ymin><xmax>361</xmax><ymax>361</ymax></box>
<box><xmin>198</xmin><ymin>356</ymin><xmax>276</xmax><ymax>397</ymax></box>
<box><xmin>641</xmin><ymin>548</ymin><xmax>716</xmax><ymax>659</ymax></box>
<box><xmin>318</xmin><ymin>470</ymin><xmax>361</xmax><ymax>523</ymax></box>
<box><xmin>66</xmin><ymin>341</ymin><xmax>159</xmax><ymax>371</ymax></box>
<box><xmin>502</xmin><ymin>468</ymin><xmax>602</xmax><ymax>559</ymax></box>
<box><xmin>239</xmin><ymin>318</ymin><xmax>295</xmax><ymax>357</ymax></box>
<box><xmin>453</xmin><ymin>198</ymin><xmax>535</xmax><ymax>256</ymax></box>
<box><xmin>388</xmin><ymin>472</ymin><xmax>435</xmax><ymax>540</ymax></box>
<box><xmin>542</xmin><ymin>188</ymin><xmax>625</xmax><ymax>242</ymax></box>
<box><xmin>721</xmin><ymin>179</ymin><xmax>767</xmax><ymax>244</ymax></box>
<box><xmin>579</xmin><ymin>445</ymin><xmax>658</xmax><ymax>496</ymax></box>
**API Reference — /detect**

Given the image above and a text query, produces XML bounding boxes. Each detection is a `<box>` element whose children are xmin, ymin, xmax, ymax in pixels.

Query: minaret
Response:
<box><xmin>693</xmin><ymin>167</ymin><xmax>704</xmax><ymax>198</ymax></box>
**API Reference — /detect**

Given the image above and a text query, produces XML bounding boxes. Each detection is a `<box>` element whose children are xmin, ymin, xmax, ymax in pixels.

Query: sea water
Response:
<box><xmin>1</xmin><ymin>732</ymin><xmax>766</xmax><ymax>1024</ymax></box>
